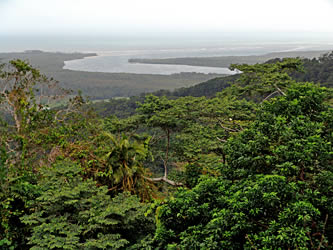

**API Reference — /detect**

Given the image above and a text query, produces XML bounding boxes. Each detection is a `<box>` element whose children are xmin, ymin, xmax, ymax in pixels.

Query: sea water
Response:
<box><xmin>2</xmin><ymin>35</ymin><xmax>332</xmax><ymax>75</ymax></box>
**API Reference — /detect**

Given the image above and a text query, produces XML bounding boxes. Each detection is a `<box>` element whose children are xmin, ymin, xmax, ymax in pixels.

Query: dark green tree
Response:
<box><xmin>154</xmin><ymin>81</ymin><xmax>332</xmax><ymax>249</ymax></box>
<box><xmin>21</xmin><ymin>161</ymin><xmax>155</xmax><ymax>249</ymax></box>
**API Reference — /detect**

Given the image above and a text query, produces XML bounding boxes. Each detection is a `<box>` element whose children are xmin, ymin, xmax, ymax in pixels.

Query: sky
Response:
<box><xmin>1</xmin><ymin>0</ymin><xmax>333</xmax><ymax>39</ymax></box>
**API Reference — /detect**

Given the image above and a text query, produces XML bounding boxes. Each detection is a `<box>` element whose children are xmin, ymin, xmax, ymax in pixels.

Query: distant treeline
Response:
<box><xmin>169</xmin><ymin>51</ymin><xmax>333</xmax><ymax>97</ymax></box>
<box><xmin>92</xmin><ymin>52</ymin><xmax>333</xmax><ymax>117</ymax></box>
<box><xmin>128</xmin><ymin>50</ymin><xmax>328</xmax><ymax>68</ymax></box>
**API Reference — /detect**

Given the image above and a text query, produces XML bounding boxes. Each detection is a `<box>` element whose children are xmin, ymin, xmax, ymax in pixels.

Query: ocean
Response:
<box><xmin>2</xmin><ymin>35</ymin><xmax>333</xmax><ymax>75</ymax></box>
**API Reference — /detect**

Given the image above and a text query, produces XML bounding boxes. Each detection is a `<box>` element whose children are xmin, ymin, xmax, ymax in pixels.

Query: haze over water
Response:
<box><xmin>2</xmin><ymin>0</ymin><xmax>333</xmax><ymax>76</ymax></box>
<box><xmin>61</xmin><ymin>42</ymin><xmax>331</xmax><ymax>75</ymax></box>
<box><xmin>2</xmin><ymin>35</ymin><xmax>333</xmax><ymax>75</ymax></box>
<box><xmin>59</xmin><ymin>38</ymin><xmax>333</xmax><ymax>75</ymax></box>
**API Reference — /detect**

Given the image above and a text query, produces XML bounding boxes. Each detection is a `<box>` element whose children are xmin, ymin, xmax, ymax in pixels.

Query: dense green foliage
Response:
<box><xmin>291</xmin><ymin>52</ymin><xmax>333</xmax><ymax>86</ymax></box>
<box><xmin>155</xmin><ymin>82</ymin><xmax>332</xmax><ymax>249</ymax></box>
<box><xmin>157</xmin><ymin>52</ymin><xmax>333</xmax><ymax>99</ymax></box>
<box><xmin>0</xmin><ymin>60</ymin><xmax>154</xmax><ymax>248</ymax></box>
<box><xmin>0</xmin><ymin>57</ymin><xmax>332</xmax><ymax>249</ymax></box>
<box><xmin>21</xmin><ymin>161</ymin><xmax>154</xmax><ymax>249</ymax></box>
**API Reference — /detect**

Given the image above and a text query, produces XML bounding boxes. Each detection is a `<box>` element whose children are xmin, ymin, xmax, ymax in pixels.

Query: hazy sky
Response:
<box><xmin>1</xmin><ymin>0</ymin><xmax>333</xmax><ymax>37</ymax></box>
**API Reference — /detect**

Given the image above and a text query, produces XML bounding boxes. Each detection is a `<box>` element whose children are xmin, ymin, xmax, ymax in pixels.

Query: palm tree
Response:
<box><xmin>101</xmin><ymin>132</ymin><xmax>155</xmax><ymax>200</ymax></box>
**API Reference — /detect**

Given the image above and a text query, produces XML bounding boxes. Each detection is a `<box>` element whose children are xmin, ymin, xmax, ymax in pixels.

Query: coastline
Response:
<box><xmin>0</xmin><ymin>51</ymin><xmax>224</xmax><ymax>99</ymax></box>
<box><xmin>127</xmin><ymin>50</ymin><xmax>330</xmax><ymax>68</ymax></box>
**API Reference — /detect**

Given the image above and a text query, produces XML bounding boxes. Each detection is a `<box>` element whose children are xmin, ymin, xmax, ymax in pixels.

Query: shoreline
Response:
<box><xmin>127</xmin><ymin>50</ymin><xmax>331</xmax><ymax>68</ymax></box>
<box><xmin>0</xmin><ymin>51</ymin><xmax>224</xmax><ymax>99</ymax></box>
<box><xmin>61</xmin><ymin>48</ymin><xmax>331</xmax><ymax>75</ymax></box>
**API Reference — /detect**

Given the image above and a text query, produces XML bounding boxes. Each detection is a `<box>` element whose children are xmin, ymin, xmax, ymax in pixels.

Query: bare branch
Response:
<box><xmin>143</xmin><ymin>176</ymin><xmax>183</xmax><ymax>186</ymax></box>
<box><xmin>217</xmin><ymin>118</ymin><xmax>239</xmax><ymax>132</ymax></box>
<box><xmin>216</xmin><ymin>136</ymin><xmax>227</xmax><ymax>142</ymax></box>
<box><xmin>275</xmin><ymin>85</ymin><xmax>286</xmax><ymax>96</ymax></box>
<box><xmin>261</xmin><ymin>90</ymin><xmax>279</xmax><ymax>103</ymax></box>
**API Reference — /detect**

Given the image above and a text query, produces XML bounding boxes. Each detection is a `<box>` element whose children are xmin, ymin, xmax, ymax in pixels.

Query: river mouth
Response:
<box><xmin>63</xmin><ymin>53</ymin><xmax>235</xmax><ymax>75</ymax></box>
<box><xmin>62</xmin><ymin>44</ymin><xmax>328</xmax><ymax>75</ymax></box>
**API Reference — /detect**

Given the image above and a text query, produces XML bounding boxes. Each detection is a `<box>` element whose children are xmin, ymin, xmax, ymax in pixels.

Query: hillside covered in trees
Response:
<box><xmin>161</xmin><ymin>51</ymin><xmax>333</xmax><ymax>98</ymax></box>
<box><xmin>92</xmin><ymin>52</ymin><xmax>333</xmax><ymax>118</ymax></box>
<box><xmin>0</xmin><ymin>57</ymin><xmax>332</xmax><ymax>249</ymax></box>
